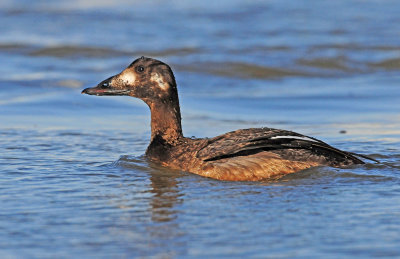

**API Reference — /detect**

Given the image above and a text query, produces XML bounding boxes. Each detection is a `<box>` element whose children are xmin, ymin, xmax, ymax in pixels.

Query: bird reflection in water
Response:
<box><xmin>144</xmin><ymin>163</ymin><xmax>187</xmax><ymax>256</ymax></box>
<box><xmin>147</xmin><ymin>164</ymin><xmax>184</xmax><ymax>223</ymax></box>
<box><xmin>113</xmin><ymin>156</ymin><xmax>186</xmax><ymax>255</ymax></box>
<box><xmin>115</xmin><ymin>155</ymin><xmax>184</xmax><ymax>223</ymax></box>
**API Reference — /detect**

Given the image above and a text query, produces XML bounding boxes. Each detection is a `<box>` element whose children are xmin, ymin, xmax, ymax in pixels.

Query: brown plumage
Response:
<box><xmin>82</xmin><ymin>56</ymin><xmax>370</xmax><ymax>181</ymax></box>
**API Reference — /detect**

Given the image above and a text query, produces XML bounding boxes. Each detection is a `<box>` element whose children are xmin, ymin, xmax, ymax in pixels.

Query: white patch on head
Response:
<box><xmin>117</xmin><ymin>71</ymin><xmax>136</xmax><ymax>85</ymax></box>
<box><xmin>150</xmin><ymin>73</ymin><xmax>169</xmax><ymax>91</ymax></box>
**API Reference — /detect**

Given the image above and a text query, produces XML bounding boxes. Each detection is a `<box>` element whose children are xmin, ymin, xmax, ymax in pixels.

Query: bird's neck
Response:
<box><xmin>148</xmin><ymin>99</ymin><xmax>183</xmax><ymax>145</ymax></box>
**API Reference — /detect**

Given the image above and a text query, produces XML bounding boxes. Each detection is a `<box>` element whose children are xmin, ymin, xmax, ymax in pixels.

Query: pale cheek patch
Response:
<box><xmin>151</xmin><ymin>73</ymin><xmax>169</xmax><ymax>91</ymax></box>
<box><xmin>116</xmin><ymin>71</ymin><xmax>136</xmax><ymax>85</ymax></box>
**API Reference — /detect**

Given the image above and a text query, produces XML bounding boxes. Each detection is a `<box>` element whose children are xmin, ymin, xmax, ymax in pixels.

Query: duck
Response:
<box><xmin>82</xmin><ymin>56</ymin><xmax>373</xmax><ymax>181</ymax></box>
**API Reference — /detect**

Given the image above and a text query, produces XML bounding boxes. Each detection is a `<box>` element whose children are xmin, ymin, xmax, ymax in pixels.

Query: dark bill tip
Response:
<box><xmin>81</xmin><ymin>87</ymin><xmax>100</xmax><ymax>95</ymax></box>
<box><xmin>81</xmin><ymin>86</ymin><xmax>109</xmax><ymax>96</ymax></box>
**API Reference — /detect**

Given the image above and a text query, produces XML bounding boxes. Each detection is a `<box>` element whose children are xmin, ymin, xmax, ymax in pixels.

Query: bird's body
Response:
<box><xmin>145</xmin><ymin>127</ymin><xmax>363</xmax><ymax>181</ymax></box>
<box><xmin>82</xmin><ymin>56</ymin><xmax>369</xmax><ymax>181</ymax></box>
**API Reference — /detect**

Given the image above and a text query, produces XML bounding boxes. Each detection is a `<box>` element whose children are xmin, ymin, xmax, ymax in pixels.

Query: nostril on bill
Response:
<box><xmin>100</xmin><ymin>80</ymin><xmax>111</xmax><ymax>88</ymax></box>
<box><xmin>99</xmin><ymin>76</ymin><xmax>114</xmax><ymax>88</ymax></box>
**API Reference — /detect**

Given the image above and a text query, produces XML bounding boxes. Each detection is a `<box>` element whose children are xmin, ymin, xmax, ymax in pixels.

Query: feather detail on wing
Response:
<box><xmin>196</xmin><ymin>128</ymin><xmax>373</xmax><ymax>166</ymax></box>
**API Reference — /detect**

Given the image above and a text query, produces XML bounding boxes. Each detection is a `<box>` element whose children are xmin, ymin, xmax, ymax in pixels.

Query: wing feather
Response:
<box><xmin>196</xmin><ymin>128</ymin><xmax>370</xmax><ymax>166</ymax></box>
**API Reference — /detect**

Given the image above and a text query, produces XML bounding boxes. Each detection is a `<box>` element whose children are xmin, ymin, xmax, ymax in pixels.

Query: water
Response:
<box><xmin>1</xmin><ymin>0</ymin><xmax>400</xmax><ymax>258</ymax></box>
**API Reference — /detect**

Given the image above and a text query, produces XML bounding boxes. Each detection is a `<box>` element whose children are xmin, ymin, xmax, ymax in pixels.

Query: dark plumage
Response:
<box><xmin>82</xmin><ymin>56</ymin><xmax>371</xmax><ymax>181</ymax></box>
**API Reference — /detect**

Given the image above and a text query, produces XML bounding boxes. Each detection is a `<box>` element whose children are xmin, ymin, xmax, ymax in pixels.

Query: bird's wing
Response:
<box><xmin>196</xmin><ymin>128</ymin><xmax>371</xmax><ymax>165</ymax></box>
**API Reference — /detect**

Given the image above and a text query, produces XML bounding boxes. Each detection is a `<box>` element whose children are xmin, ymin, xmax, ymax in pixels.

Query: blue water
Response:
<box><xmin>1</xmin><ymin>0</ymin><xmax>400</xmax><ymax>258</ymax></box>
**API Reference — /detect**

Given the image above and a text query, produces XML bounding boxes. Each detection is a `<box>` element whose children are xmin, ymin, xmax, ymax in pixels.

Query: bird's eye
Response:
<box><xmin>136</xmin><ymin>66</ymin><xmax>145</xmax><ymax>73</ymax></box>
<box><xmin>102</xmin><ymin>82</ymin><xmax>109</xmax><ymax>88</ymax></box>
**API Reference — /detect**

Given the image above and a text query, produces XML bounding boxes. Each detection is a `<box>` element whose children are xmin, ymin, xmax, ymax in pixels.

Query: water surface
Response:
<box><xmin>1</xmin><ymin>0</ymin><xmax>400</xmax><ymax>258</ymax></box>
